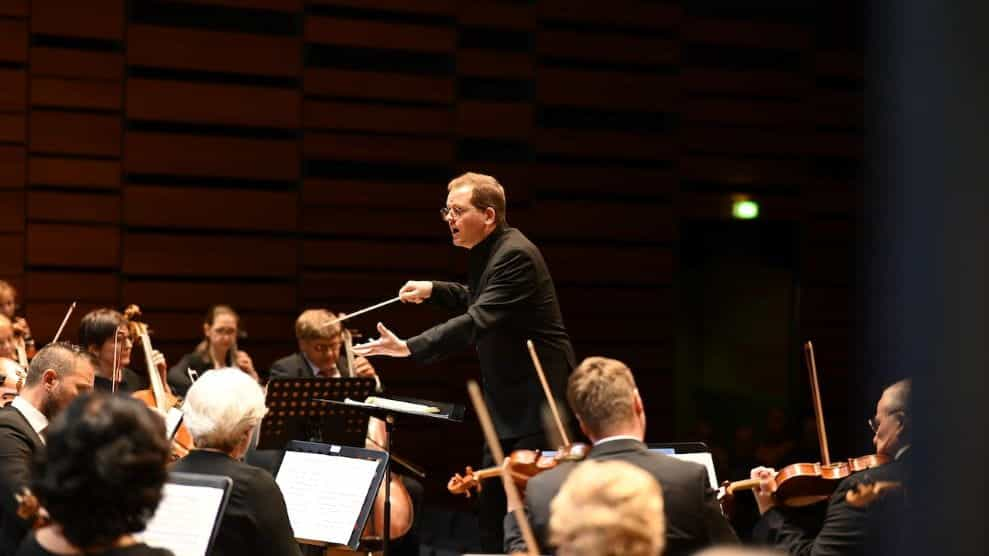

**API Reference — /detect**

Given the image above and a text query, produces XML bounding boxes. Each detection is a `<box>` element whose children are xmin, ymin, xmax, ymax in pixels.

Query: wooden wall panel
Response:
<box><xmin>27</xmin><ymin>224</ymin><xmax>120</xmax><ymax>267</ymax></box>
<box><xmin>31</xmin><ymin>0</ymin><xmax>125</xmax><ymax>40</ymax></box>
<box><xmin>30</xmin><ymin>158</ymin><xmax>120</xmax><ymax>189</ymax></box>
<box><xmin>3</xmin><ymin>0</ymin><xmax>865</xmax><ymax>505</ymax></box>
<box><xmin>127</xmin><ymin>25</ymin><xmax>300</xmax><ymax>76</ymax></box>
<box><xmin>125</xmin><ymin>133</ymin><xmax>298</xmax><ymax>180</ymax></box>
<box><xmin>0</xmin><ymin>70</ymin><xmax>26</xmax><ymax>111</ymax></box>
<box><xmin>0</xmin><ymin>147</ymin><xmax>25</xmax><ymax>188</ymax></box>
<box><xmin>127</xmin><ymin>79</ymin><xmax>300</xmax><ymax>128</ymax></box>
<box><xmin>125</xmin><ymin>187</ymin><xmax>298</xmax><ymax>231</ymax></box>
<box><xmin>30</xmin><ymin>112</ymin><xmax>121</xmax><ymax>156</ymax></box>
<box><xmin>123</xmin><ymin>233</ymin><xmax>297</xmax><ymax>277</ymax></box>
<box><xmin>31</xmin><ymin>48</ymin><xmax>124</xmax><ymax>81</ymax></box>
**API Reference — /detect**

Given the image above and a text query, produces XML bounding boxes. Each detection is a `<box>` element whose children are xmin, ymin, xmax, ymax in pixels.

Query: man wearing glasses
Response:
<box><xmin>269</xmin><ymin>309</ymin><xmax>379</xmax><ymax>386</ymax></box>
<box><xmin>749</xmin><ymin>379</ymin><xmax>912</xmax><ymax>555</ymax></box>
<box><xmin>354</xmin><ymin>172</ymin><xmax>576</xmax><ymax>552</ymax></box>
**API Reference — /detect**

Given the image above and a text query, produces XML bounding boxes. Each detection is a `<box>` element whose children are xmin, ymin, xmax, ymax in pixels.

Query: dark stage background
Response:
<box><xmin>0</xmin><ymin>0</ymin><xmax>866</xmax><ymax>511</ymax></box>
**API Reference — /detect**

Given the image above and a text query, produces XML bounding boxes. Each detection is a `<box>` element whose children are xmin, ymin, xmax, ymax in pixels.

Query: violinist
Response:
<box><xmin>750</xmin><ymin>379</ymin><xmax>911</xmax><ymax>555</ymax></box>
<box><xmin>0</xmin><ymin>358</ymin><xmax>25</xmax><ymax>405</ymax></box>
<box><xmin>0</xmin><ymin>282</ymin><xmax>34</xmax><ymax>364</ymax></box>
<box><xmin>79</xmin><ymin>309</ymin><xmax>153</xmax><ymax>394</ymax></box>
<box><xmin>166</xmin><ymin>305</ymin><xmax>258</xmax><ymax>397</ymax></box>
<box><xmin>504</xmin><ymin>357</ymin><xmax>737</xmax><ymax>556</ymax></box>
<box><xmin>0</xmin><ymin>343</ymin><xmax>95</xmax><ymax>554</ymax></box>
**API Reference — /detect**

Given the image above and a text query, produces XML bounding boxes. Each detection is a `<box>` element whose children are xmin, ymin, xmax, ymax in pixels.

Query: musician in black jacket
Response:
<box><xmin>268</xmin><ymin>309</ymin><xmax>378</xmax><ymax>384</ymax></box>
<box><xmin>504</xmin><ymin>356</ymin><xmax>738</xmax><ymax>555</ymax></box>
<box><xmin>750</xmin><ymin>379</ymin><xmax>912</xmax><ymax>556</ymax></box>
<box><xmin>0</xmin><ymin>344</ymin><xmax>95</xmax><ymax>555</ymax></box>
<box><xmin>354</xmin><ymin>172</ymin><xmax>576</xmax><ymax>552</ymax></box>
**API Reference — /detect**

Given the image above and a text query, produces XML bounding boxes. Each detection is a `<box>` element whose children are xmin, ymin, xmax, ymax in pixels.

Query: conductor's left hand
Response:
<box><xmin>352</xmin><ymin>322</ymin><xmax>410</xmax><ymax>358</ymax></box>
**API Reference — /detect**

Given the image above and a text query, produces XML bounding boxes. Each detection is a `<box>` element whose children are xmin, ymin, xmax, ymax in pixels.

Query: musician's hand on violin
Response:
<box><xmin>398</xmin><ymin>281</ymin><xmax>432</xmax><ymax>304</ymax></box>
<box><xmin>235</xmin><ymin>350</ymin><xmax>260</xmax><ymax>382</ymax></box>
<box><xmin>750</xmin><ymin>466</ymin><xmax>779</xmax><ymax>515</ymax></box>
<box><xmin>352</xmin><ymin>322</ymin><xmax>410</xmax><ymax>358</ymax></box>
<box><xmin>352</xmin><ymin>355</ymin><xmax>378</xmax><ymax>378</ymax></box>
<box><xmin>151</xmin><ymin>349</ymin><xmax>168</xmax><ymax>381</ymax></box>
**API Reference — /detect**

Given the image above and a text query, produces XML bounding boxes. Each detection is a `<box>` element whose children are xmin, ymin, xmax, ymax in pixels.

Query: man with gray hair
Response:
<box><xmin>0</xmin><ymin>342</ymin><xmax>95</xmax><ymax>554</ymax></box>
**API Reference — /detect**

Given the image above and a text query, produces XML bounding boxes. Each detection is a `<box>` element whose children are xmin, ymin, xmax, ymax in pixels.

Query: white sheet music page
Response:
<box><xmin>140</xmin><ymin>482</ymin><xmax>226</xmax><ymax>556</ymax></box>
<box><xmin>276</xmin><ymin>450</ymin><xmax>380</xmax><ymax>545</ymax></box>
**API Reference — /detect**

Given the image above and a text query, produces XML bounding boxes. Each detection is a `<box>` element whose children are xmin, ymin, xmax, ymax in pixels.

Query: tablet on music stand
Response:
<box><xmin>141</xmin><ymin>472</ymin><xmax>233</xmax><ymax>556</ymax></box>
<box><xmin>275</xmin><ymin>440</ymin><xmax>389</xmax><ymax>551</ymax></box>
<box><xmin>648</xmin><ymin>441</ymin><xmax>719</xmax><ymax>489</ymax></box>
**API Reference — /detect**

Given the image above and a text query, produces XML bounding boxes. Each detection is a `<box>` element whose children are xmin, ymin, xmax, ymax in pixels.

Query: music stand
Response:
<box><xmin>317</xmin><ymin>395</ymin><xmax>464</xmax><ymax>555</ymax></box>
<box><xmin>258</xmin><ymin>377</ymin><xmax>378</xmax><ymax>451</ymax></box>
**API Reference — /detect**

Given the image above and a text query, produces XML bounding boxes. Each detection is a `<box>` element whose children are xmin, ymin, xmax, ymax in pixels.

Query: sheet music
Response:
<box><xmin>141</xmin><ymin>482</ymin><xmax>226</xmax><ymax>556</ymax></box>
<box><xmin>276</xmin><ymin>450</ymin><xmax>380</xmax><ymax>545</ymax></box>
<box><xmin>669</xmin><ymin>452</ymin><xmax>719</xmax><ymax>489</ymax></box>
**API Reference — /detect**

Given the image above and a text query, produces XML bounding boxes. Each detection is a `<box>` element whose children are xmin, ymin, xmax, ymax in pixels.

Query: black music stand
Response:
<box><xmin>258</xmin><ymin>377</ymin><xmax>378</xmax><ymax>451</ymax></box>
<box><xmin>316</xmin><ymin>395</ymin><xmax>464</xmax><ymax>556</ymax></box>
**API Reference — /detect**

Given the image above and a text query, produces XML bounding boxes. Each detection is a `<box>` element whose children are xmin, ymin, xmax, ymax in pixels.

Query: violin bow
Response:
<box><xmin>526</xmin><ymin>340</ymin><xmax>570</xmax><ymax>447</ymax></box>
<box><xmin>467</xmin><ymin>380</ymin><xmax>540</xmax><ymax>556</ymax></box>
<box><xmin>50</xmin><ymin>301</ymin><xmax>77</xmax><ymax>344</ymax></box>
<box><xmin>804</xmin><ymin>340</ymin><xmax>832</xmax><ymax>466</ymax></box>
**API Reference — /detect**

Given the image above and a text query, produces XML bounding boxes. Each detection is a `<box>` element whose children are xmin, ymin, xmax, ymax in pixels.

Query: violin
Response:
<box><xmin>448</xmin><ymin>443</ymin><xmax>589</xmax><ymax>498</ymax></box>
<box><xmin>722</xmin><ymin>342</ymin><xmax>893</xmax><ymax>508</ymax></box>
<box><xmin>123</xmin><ymin>305</ymin><xmax>194</xmax><ymax>460</ymax></box>
<box><xmin>11</xmin><ymin>317</ymin><xmax>34</xmax><ymax>368</ymax></box>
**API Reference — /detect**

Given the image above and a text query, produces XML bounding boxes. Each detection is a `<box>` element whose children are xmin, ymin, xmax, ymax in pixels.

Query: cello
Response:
<box><xmin>123</xmin><ymin>305</ymin><xmax>194</xmax><ymax>460</ymax></box>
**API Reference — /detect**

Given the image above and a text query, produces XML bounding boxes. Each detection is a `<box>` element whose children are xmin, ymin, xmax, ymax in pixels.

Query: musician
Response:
<box><xmin>170</xmin><ymin>368</ymin><xmax>301</xmax><ymax>556</ymax></box>
<box><xmin>0</xmin><ymin>358</ymin><xmax>25</xmax><ymax>406</ymax></box>
<box><xmin>0</xmin><ymin>315</ymin><xmax>15</xmax><ymax>361</ymax></box>
<box><xmin>166</xmin><ymin>305</ymin><xmax>258</xmax><ymax>397</ymax></box>
<box><xmin>0</xmin><ymin>344</ymin><xmax>96</xmax><ymax>554</ymax></box>
<box><xmin>548</xmin><ymin>460</ymin><xmax>665</xmax><ymax>556</ymax></box>
<box><xmin>750</xmin><ymin>379</ymin><xmax>912</xmax><ymax>556</ymax></box>
<box><xmin>17</xmin><ymin>394</ymin><xmax>172</xmax><ymax>556</ymax></box>
<box><xmin>0</xmin><ymin>282</ymin><xmax>33</xmax><ymax>360</ymax></box>
<box><xmin>354</xmin><ymin>172</ymin><xmax>576</xmax><ymax>552</ymax></box>
<box><xmin>504</xmin><ymin>356</ymin><xmax>738</xmax><ymax>555</ymax></box>
<box><xmin>268</xmin><ymin>309</ymin><xmax>379</xmax><ymax>384</ymax></box>
<box><xmin>79</xmin><ymin>308</ymin><xmax>153</xmax><ymax>394</ymax></box>
<box><xmin>266</xmin><ymin>309</ymin><xmax>422</xmax><ymax>553</ymax></box>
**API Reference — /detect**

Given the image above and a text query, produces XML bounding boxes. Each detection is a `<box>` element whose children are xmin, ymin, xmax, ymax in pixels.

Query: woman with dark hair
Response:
<box><xmin>166</xmin><ymin>305</ymin><xmax>258</xmax><ymax>397</ymax></box>
<box><xmin>17</xmin><ymin>393</ymin><xmax>172</xmax><ymax>556</ymax></box>
<box><xmin>78</xmin><ymin>308</ymin><xmax>151</xmax><ymax>394</ymax></box>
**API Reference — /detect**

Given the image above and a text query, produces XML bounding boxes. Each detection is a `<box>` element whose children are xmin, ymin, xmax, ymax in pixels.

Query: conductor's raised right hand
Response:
<box><xmin>399</xmin><ymin>281</ymin><xmax>432</xmax><ymax>304</ymax></box>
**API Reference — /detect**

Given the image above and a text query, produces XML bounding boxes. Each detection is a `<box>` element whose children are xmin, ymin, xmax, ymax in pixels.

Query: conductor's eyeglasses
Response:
<box><xmin>439</xmin><ymin>206</ymin><xmax>471</xmax><ymax>221</ymax></box>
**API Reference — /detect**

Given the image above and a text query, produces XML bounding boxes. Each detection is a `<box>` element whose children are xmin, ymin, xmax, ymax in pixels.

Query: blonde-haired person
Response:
<box><xmin>170</xmin><ymin>368</ymin><xmax>301</xmax><ymax>556</ymax></box>
<box><xmin>549</xmin><ymin>460</ymin><xmax>665</xmax><ymax>556</ymax></box>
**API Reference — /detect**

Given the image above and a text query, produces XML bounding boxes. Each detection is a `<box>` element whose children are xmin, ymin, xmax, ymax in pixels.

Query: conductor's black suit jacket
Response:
<box><xmin>406</xmin><ymin>226</ymin><xmax>575</xmax><ymax>439</ymax></box>
<box><xmin>504</xmin><ymin>438</ymin><xmax>739</xmax><ymax>556</ymax></box>
<box><xmin>0</xmin><ymin>406</ymin><xmax>45</xmax><ymax>556</ymax></box>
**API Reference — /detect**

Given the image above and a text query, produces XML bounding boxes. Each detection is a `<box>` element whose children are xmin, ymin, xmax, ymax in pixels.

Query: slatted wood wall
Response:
<box><xmin>0</xmin><ymin>0</ymin><xmax>863</xmax><ymax>498</ymax></box>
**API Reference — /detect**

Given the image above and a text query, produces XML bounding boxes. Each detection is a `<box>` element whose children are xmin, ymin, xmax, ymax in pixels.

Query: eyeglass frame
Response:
<box><xmin>439</xmin><ymin>203</ymin><xmax>494</xmax><ymax>221</ymax></box>
<box><xmin>867</xmin><ymin>409</ymin><xmax>905</xmax><ymax>433</ymax></box>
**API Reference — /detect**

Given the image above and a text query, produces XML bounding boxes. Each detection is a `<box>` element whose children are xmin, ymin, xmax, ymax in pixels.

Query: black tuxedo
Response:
<box><xmin>171</xmin><ymin>450</ymin><xmax>301</xmax><ymax>556</ymax></box>
<box><xmin>407</xmin><ymin>226</ymin><xmax>575</xmax><ymax>440</ymax></box>
<box><xmin>753</xmin><ymin>452</ymin><xmax>910</xmax><ymax>556</ymax></box>
<box><xmin>504</xmin><ymin>438</ymin><xmax>739</xmax><ymax>556</ymax></box>
<box><xmin>0</xmin><ymin>405</ymin><xmax>45</xmax><ymax>556</ymax></box>
<box><xmin>268</xmin><ymin>352</ymin><xmax>352</xmax><ymax>380</ymax></box>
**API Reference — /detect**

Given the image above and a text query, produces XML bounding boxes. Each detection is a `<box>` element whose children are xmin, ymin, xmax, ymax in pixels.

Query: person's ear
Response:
<box><xmin>42</xmin><ymin>368</ymin><xmax>59</xmax><ymax>390</ymax></box>
<box><xmin>202</xmin><ymin>323</ymin><xmax>210</xmax><ymax>337</ymax></box>
<box><xmin>86</xmin><ymin>344</ymin><xmax>100</xmax><ymax>357</ymax></box>
<box><xmin>484</xmin><ymin>207</ymin><xmax>496</xmax><ymax>226</ymax></box>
